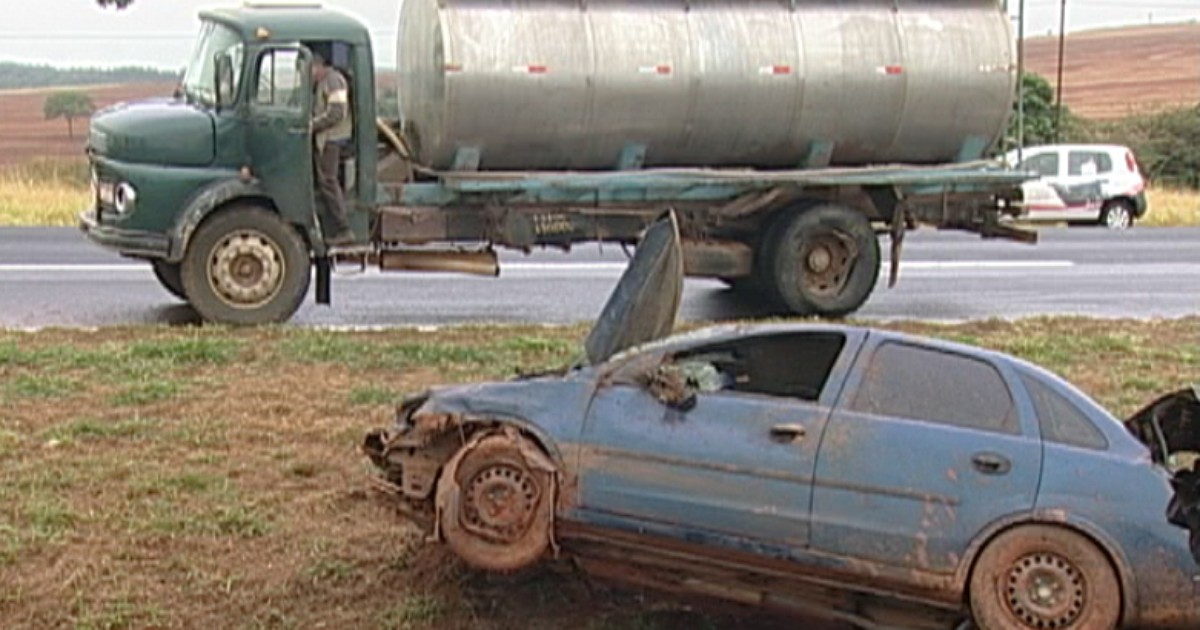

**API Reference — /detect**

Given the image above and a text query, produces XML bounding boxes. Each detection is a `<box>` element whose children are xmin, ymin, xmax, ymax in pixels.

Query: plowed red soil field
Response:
<box><xmin>1024</xmin><ymin>22</ymin><xmax>1200</xmax><ymax>120</ymax></box>
<box><xmin>0</xmin><ymin>83</ymin><xmax>175</xmax><ymax>166</ymax></box>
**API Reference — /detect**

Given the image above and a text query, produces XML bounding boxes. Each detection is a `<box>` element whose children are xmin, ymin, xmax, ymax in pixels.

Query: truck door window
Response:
<box><xmin>181</xmin><ymin>22</ymin><xmax>244</xmax><ymax>108</ymax></box>
<box><xmin>1019</xmin><ymin>152</ymin><xmax>1060</xmax><ymax>178</ymax></box>
<box><xmin>254</xmin><ymin>50</ymin><xmax>305</xmax><ymax>111</ymax></box>
<box><xmin>848</xmin><ymin>342</ymin><xmax>1019</xmax><ymax>435</ymax></box>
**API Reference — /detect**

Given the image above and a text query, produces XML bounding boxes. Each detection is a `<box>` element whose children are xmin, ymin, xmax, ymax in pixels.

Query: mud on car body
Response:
<box><xmin>363</xmin><ymin>216</ymin><xmax>1200</xmax><ymax>629</ymax></box>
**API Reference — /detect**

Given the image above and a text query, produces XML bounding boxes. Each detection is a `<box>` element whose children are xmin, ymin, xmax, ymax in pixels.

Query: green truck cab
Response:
<box><xmin>81</xmin><ymin>5</ymin><xmax>376</xmax><ymax>324</ymax></box>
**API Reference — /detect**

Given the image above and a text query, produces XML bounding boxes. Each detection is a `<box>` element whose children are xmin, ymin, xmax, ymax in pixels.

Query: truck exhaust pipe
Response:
<box><xmin>378</xmin><ymin>248</ymin><xmax>500</xmax><ymax>277</ymax></box>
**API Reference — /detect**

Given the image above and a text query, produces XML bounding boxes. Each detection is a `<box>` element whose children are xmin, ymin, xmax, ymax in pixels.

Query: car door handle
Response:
<box><xmin>972</xmin><ymin>452</ymin><xmax>1012</xmax><ymax>476</ymax></box>
<box><xmin>769</xmin><ymin>423</ymin><xmax>807</xmax><ymax>444</ymax></box>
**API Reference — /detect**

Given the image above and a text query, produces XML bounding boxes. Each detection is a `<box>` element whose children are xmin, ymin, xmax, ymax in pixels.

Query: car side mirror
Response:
<box><xmin>643</xmin><ymin>363</ymin><xmax>697</xmax><ymax>411</ymax></box>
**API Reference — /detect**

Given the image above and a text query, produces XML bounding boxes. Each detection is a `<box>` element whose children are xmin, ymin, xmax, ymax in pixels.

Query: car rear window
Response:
<box><xmin>1019</xmin><ymin>372</ymin><xmax>1108</xmax><ymax>450</ymax></box>
<box><xmin>1068</xmin><ymin>151</ymin><xmax>1113</xmax><ymax>176</ymax></box>
<box><xmin>848</xmin><ymin>342</ymin><xmax>1019</xmax><ymax>435</ymax></box>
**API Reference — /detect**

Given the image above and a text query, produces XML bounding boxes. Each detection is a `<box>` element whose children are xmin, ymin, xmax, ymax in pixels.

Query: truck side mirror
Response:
<box><xmin>214</xmin><ymin>53</ymin><xmax>234</xmax><ymax>110</ymax></box>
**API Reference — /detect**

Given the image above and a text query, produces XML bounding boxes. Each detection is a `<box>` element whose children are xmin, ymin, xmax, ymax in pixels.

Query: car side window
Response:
<box><xmin>1019</xmin><ymin>372</ymin><xmax>1108</xmax><ymax>450</ymax></box>
<box><xmin>1020</xmin><ymin>152</ymin><xmax>1060</xmax><ymax>178</ymax></box>
<box><xmin>848</xmin><ymin>342</ymin><xmax>1019</xmax><ymax>435</ymax></box>
<box><xmin>1068</xmin><ymin>151</ymin><xmax>1112</xmax><ymax>176</ymax></box>
<box><xmin>254</xmin><ymin>49</ymin><xmax>305</xmax><ymax>110</ymax></box>
<box><xmin>670</xmin><ymin>332</ymin><xmax>846</xmax><ymax>402</ymax></box>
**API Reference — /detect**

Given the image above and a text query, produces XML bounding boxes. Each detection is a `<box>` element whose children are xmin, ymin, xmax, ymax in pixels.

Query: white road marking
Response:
<box><xmin>0</xmin><ymin>260</ymin><xmax>1079</xmax><ymax>274</ymax></box>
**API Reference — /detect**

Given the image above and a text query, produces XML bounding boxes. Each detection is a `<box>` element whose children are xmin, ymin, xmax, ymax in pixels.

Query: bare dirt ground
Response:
<box><xmin>0</xmin><ymin>319</ymin><xmax>1196</xmax><ymax>629</ymax></box>
<box><xmin>1024</xmin><ymin>23</ymin><xmax>1200</xmax><ymax>120</ymax></box>
<box><xmin>0</xmin><ymin>83</ymin><xmax>175</xmax><ymax>166</ymax></box>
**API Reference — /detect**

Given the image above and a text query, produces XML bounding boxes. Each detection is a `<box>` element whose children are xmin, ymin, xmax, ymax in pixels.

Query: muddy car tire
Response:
<box><xmin>765</xmin><ymin>204</ymin><xmax>881</xmax><ymax>318</ymax></box>
<box><xmin>438</xmin><ymin>434</ymin><xmax>555</xmax><ymax>572</ymax></box>
<box><xmin>151</xmin><ymin>260</ymin><xmax>187</xmax><ymax>301</ymax></box>
<box><xmin>969</xmin><ymin>525</ymin><xmax>1120</xmax><ymax>630</ymax></box>
<box><xmin>181</xmin><ymin>206</ymin><xmax>311</xmax><ymax>325</ymax></box>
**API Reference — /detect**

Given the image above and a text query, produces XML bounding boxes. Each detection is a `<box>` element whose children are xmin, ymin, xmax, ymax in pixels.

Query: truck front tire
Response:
<box><xmin>181</xmin><ymin>206</ymin><xmax>311</xmax><ymax>325</ymax></box>
<box><xmin>151</xmin><ymin>260</ymin><xmax>187</xmax><ymax>301</ymax></box>
<box><xmin>765</xmin><ymin>204</ymin><xmax>881</xmax><ymax>318</ymax></box>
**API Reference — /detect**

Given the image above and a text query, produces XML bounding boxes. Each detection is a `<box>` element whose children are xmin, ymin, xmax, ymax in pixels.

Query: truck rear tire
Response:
<box><xmin>765</xmin><ymin>204</ymin><xmax>880</xmax><ymax>318</ymax></box>
<box><xmin>181</xmin><ymin>206</ymin><xmax>311</xmax><ymax>325</ymax></box>
<box><xmin>151</xmin><ymin>260</ymin><xmax>187</xmax><ymax>301</ymax></box>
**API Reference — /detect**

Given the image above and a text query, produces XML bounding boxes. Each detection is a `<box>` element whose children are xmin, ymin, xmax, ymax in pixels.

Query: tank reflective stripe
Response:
<box><xmin>637</xmin><ymin>65</ymin><xmax>673</xmax><ymax>75</ymax></box>
<box><xmin>512</xmin><ymin>65</ymin><xmax>549</xmax><ymax>74</ymax></box>
<box><xmin>877</xmin><ymin>65</ymin><xmax>905</xmax><ymax>75</ymax></box>
<box><xmin>443</xmin><ymin>63</ymin><xmax>464</xmax><ymax>73</ymax></box>
<box><xmin>758</xmin><ymin>65</ymin><xmax>792</xmax><ymax>75</ymax></box>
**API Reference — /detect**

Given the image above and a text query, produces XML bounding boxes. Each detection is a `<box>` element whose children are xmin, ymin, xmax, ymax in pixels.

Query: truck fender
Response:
<box><xmin>165</xmin><ymin>178</ymin><xmax>277</xmax><ymax>263</ymax></box>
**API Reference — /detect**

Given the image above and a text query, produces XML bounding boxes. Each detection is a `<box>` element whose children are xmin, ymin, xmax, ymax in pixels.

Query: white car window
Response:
<box><xmin>1068</xmin><ymin>151</ymin><xmax>1112</xmax><ymax>176</ymax></box>
<box><xmin>1020</xmin><ymin>152</ymin><xmax>1060</xmax><ymax>178</ymax></box>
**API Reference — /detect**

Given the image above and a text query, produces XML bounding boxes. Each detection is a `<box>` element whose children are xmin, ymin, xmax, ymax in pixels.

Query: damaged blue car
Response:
<box><xmin>364</xmin><ymin>215</ymin><xmax>1200</xmax><ymax>629</ymax></box>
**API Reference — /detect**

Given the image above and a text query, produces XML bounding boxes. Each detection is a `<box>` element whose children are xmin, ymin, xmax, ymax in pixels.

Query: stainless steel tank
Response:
<box><xmin>396</xmin><ymin>0</ymin><xmax>1015</xmax><ymax>171</ymax></box>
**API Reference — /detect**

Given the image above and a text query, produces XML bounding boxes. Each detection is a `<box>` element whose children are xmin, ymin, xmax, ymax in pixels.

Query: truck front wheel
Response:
<box><xmin>766</xmin><ymin>204</ymin><xmax>881</xmax><ymax>318</ymax></box>
<box><xmin>181</xmin><ymin>206</ymin><xmax>311</xmax><ymax>325</ymax></box>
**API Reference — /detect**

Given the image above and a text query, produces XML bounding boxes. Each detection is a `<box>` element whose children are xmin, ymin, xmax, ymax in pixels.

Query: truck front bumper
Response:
<box><xmin>79</xmin><ymin>210</ymin><xmax>171</xmax><ymax>259</ymax></box>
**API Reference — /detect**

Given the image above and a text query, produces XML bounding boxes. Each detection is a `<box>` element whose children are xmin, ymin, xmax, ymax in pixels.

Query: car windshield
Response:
<box><xmin>181</xmin><ymin>21</ymin><xmax>244</xmax><ymax>107</ymax></box>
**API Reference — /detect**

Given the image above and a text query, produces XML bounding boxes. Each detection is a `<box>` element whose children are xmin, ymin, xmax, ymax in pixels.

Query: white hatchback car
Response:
<box><xmin>1005</xmin><ymin>144</ymin><xmax>1148</xmax><ymax>229</ymax></box>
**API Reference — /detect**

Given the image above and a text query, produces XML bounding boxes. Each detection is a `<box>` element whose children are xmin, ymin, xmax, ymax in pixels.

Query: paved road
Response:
<box><xmin>0</xmin><ymin>226</ymin><xmax>1196</xmax><ymax>328</ymax></box>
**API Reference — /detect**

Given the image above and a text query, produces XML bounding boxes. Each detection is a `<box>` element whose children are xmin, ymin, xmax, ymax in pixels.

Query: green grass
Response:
<box><xmin>0</xmin><ymin>321</ymin><xmax>1194</xmax><ymax>629</ymax></box>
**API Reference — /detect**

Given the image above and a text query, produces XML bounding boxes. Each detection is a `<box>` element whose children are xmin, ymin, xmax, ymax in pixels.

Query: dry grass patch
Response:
<box><xmin>0</xmin><ymin>159</ymin><xmax>90</xmax><ymax>227</ymax></box>
<box><xmin>0</xmin><ymin>319</ymin><xmax>1195</xmax><ymax>629</ymax></box>
<box><xmin>1144</xmin><ymin>186</ymin><xmax>1200</xmax><ymax>227</ymax></box>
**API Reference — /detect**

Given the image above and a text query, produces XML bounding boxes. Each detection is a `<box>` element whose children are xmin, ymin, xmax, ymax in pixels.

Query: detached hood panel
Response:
<box><xmin>585</xmin><ymin>212</ymin><xmax>683</xmax><ymax>365</ymax></box>
<box><xmin>90</xmin><ymin>99</ymin><xmax>215</xmax><ymax>167</ymax></box>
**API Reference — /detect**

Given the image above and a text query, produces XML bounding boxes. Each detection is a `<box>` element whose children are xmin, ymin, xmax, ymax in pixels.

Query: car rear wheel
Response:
<box><xmin>969</xmin><ymin>525</ymin><xmax>1121</xmax><ymax>630</ymax></box>
<box><xmin>438</xmin><ymin>434</ymin><xmax>555</xmax><ymax>572</ymax></box>
<box><xmin>151</xmin><ymin>260</ymin><xmax>186</xmax><ymax>301</ymax></box>
<box><xmin>1100</xmin><ymin>200</ymin><xmax>1134</xmax><ymax>230</ymax></box>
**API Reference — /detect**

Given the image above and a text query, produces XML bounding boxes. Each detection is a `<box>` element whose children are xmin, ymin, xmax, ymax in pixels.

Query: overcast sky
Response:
<box><xmin>1</xmin><ymin>1</ymin><xmax>1196</xmax><ymax>69</ymax></box>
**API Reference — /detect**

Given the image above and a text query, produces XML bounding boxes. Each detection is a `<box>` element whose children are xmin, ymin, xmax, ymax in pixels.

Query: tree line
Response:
<box><xmin>1008</xmin><ymin>73</ymin><xmax>1200</xmax><ymax>189</ymax></box>
<box><xmin>0</xmin><ymin>62</ymin><xmax>177</xmax><ymax>91</ymax></box>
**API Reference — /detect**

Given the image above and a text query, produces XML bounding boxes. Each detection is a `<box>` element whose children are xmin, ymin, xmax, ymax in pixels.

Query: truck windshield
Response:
<box><xmin>181</xmin><ymin>22</ymin><xmax>244</xmax><ymax>108</ymax></box>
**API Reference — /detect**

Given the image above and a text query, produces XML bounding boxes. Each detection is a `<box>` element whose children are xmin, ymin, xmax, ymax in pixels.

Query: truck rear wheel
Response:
<box><xmin>181</xmin><ymin>206</ymin><xmax>311</xmax><ymax>325</ymax></box>
<box><xmin>151</xmin><ymin>260</ymin><xmax>186</xmax><ymax>301</ymax></box>
<box><xmin>765</xmin><ymin>204</ymin><xmax>880</xmax><ymax>318</ymax></box>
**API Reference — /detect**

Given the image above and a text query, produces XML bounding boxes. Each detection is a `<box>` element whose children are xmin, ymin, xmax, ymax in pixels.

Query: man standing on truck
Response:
<box><xmin>310</xmin><ymin>52</ymin><xmax>356</xmax><ymax>247</ymax></box>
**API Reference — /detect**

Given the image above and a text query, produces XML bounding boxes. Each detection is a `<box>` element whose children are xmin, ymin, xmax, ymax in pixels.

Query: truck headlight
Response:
<box><xmin>113</xmin><ymin>182</ymin><xmax>137</xmax><ymax>215</ymax></box>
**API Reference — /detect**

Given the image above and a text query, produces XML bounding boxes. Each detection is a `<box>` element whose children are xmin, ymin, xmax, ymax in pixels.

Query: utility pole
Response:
<box><xmin>1017</xmin><ymin>0</ymin><xmax>1026</xmax><ymax>155</ymax></box>
<box><xmin>1054</xmin><ymin>0</ymin><xmax>1067</xmax><ymax>143</ymax></box>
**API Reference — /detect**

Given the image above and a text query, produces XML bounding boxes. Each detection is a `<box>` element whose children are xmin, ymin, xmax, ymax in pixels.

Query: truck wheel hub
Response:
<box><xmin>209</xmin><ymin>231</ymin><xmax>285</xmax><ymax>306</ymax></box>
<box><xmin>801</xmin><ymin>233</ymin><xmax>855</xmax><ymax>297</ymax></box>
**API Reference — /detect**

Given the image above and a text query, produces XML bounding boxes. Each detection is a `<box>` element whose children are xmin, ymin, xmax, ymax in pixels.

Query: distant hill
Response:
<box><xmin>0</xmin><ymin>62</ymin><xmax>178</xmax><ymax>91</ymax></box>
<box><xmin>1024</xmin><ymin>22</ymin><xmax>1200</xmax><ymax>120</ymax></box>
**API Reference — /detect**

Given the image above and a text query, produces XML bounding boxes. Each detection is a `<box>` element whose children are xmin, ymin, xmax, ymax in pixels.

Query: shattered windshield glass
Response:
<box><xmin>181</xmin><ymin>22</ymin><xmax>244</xmax><ymax>107</ymax></box>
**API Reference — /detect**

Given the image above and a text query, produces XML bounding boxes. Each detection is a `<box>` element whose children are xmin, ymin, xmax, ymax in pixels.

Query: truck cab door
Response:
<box><xmin>246</xmin><ymin>46</ymin><xmax>314</xmax><ymax>229</ymax></box>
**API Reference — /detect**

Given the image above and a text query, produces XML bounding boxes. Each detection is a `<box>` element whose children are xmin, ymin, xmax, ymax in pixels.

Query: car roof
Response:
<box><xmin>1014</xmin><ymin>144</ymin><xmax>1133</xmax><ymax>154</ymax></box>
<box><xmin>617</xmin><ymin>322</ymin><xmax>1013</xmax><ymax>365</ymax></box>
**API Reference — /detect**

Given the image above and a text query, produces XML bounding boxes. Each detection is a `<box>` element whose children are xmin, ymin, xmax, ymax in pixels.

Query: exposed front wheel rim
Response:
<box><xmin>798</xmin><ymin>231</ymin><xmax>856</xmax><ymax>299</ymax></box>
<box><xmin>207</xmin><ymin>230</ymin><xmax>286</xmax><ymax>309</ymax></box>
